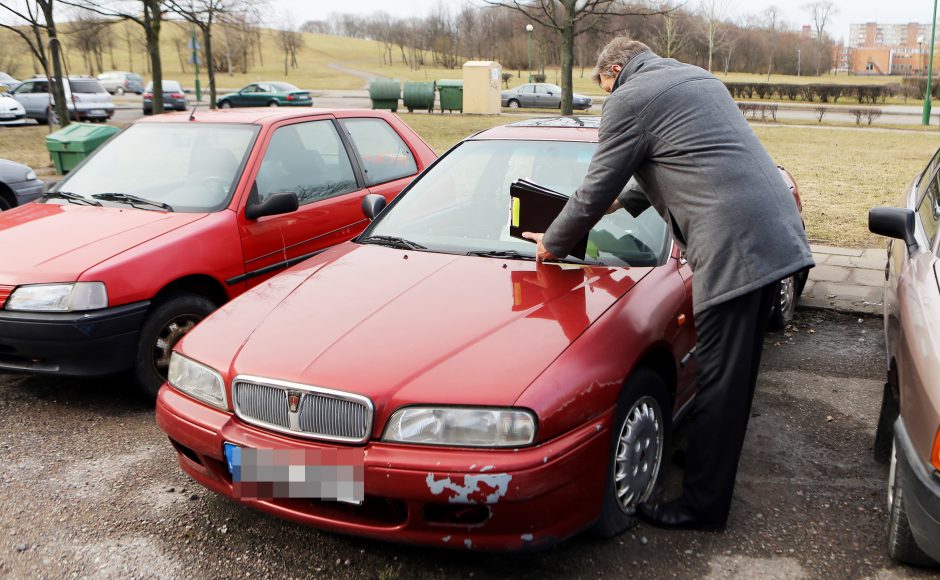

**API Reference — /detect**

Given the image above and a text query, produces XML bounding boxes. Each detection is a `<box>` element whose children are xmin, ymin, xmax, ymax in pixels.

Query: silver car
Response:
<box><xmin>10</xmin><ymin>76</ymin><xmax>114</xmax><ymax>125</ymax></box>
<box><xmin>98</xmin><ymin>71</ymin><xmax>145</xmax><ymax>95</ymax></box>
<box><xmin>0</xmin><ymin>159</ymin><xmax>43</xmax><ymax>210</ymax></box>
<box><xmin>501</xmin><ymin>83</ymin><xmax>593</xmax><ymax>111</ymax></box>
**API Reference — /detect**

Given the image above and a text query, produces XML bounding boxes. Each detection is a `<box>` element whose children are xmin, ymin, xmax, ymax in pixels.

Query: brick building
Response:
<box><xmin>841</xmin><ymin>22</ymin><xmax>939</xmax><ymax>75</ymax></box>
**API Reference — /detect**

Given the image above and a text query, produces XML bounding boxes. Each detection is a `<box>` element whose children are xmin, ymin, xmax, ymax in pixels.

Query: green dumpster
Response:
<box><xmin>437</xmin><ymin>79</ymin><xmax>463</xmax><ymax>113</ymax></box>
<box><xmin>45</xmin><ymin>123</ymin><xmax>120</xmax><ymax>174</ymax></box>
<box><xmin>403</xmin><ymin>80</ymin><xmax>436</xmax><ymax>113</ymax></box>
<box><xmin>369</xmin><ymin>79</ymin><xmax>401</xmax><ymax>112</ymax></box>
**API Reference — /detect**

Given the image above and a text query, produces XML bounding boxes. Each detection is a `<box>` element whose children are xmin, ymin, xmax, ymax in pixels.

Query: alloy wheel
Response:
<box><xmin>778</xmin><ymin>275</ymin><xmax>796</xmax><ymax>318</ymax></box>
<box><xmin>151</xmin><ymin>314</ymin><xmax>202</xmax><ymax>379</ymax></box>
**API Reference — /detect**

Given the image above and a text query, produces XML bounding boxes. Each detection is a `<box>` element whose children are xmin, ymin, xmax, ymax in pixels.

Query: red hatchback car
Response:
<box><xmin>156</xmin><ymin>117</ymin><xmax>801</xmax><ymax>550</ymax></box>
<box><xmin>0</xmin><ymin>109</ymin><xmax>435</xmax><ymax>397</ymax></box>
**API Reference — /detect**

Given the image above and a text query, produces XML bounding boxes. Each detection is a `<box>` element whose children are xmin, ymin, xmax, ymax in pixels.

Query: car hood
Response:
<box><xmin>183</xmin><ymin>244</ymin><xmax>652</xmax><ymax>408</ymax></box>
<box><xmin>0</xmin><ymin>96</ymin><xmax>23</xmax><ymax>112</ymax></box>
<box><xmin>0</xmin><ymin>203</ymin><xmax>208</xmax><ymax>284</ymax></box>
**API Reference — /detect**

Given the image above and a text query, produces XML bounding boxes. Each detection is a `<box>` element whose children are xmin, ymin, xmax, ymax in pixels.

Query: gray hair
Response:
<box><xmin>591</xmin><ymin>37</ymin><xmax>651</xmax><ymax>85</ymax></box>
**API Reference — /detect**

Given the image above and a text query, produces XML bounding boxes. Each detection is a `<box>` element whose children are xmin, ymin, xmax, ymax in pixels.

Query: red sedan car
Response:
<box><xmin>156</xmin><ymin>117</ymin><xmax>799</xmax><ymax>550</ymax></box>
<box><xmin>0</xmin><ymin>109</ymin><xmax>435</xmax><ymax>397</ymax></box>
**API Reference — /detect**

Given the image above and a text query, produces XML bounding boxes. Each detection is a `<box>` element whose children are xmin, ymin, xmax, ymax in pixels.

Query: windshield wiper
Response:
<box><xmin>92</xmin><ymin>192</ymin><xmax>174</xmax><ymax>212</ymax></box>
<box><xmin>359</xmin><ymin>235</ymin><xmax>426</xmax><ymax>250</ymax></box>
<box><xmin>466</xmin><ymin>250</ymin><xmax>535</xmax><ymax>260</ymax></box>
<box><xmin>42</xmin><ymin>191</ymin><xmax>102</xmax><ymax>206</ymax></box>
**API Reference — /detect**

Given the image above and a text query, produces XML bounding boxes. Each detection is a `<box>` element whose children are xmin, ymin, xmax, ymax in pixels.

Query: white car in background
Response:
<box><xmin>0</xmin><ymin>94</ymin><xmax>26</xmax><ymax>126</ymax></box>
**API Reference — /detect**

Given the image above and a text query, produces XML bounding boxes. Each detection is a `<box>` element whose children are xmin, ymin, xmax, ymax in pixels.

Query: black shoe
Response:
<box><xmin>636</xmin><ymin>500</ymin><xmax>726</xmax><ymax>531</ymax></box>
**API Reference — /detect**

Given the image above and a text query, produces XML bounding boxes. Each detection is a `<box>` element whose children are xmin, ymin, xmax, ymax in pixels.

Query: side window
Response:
<box><xmin>536</xmin><ymin>85</ymin><xmax>548</xmax><ymax>94</ymax></box>
<box><xmin>917</xmin><ymin>173</ymin><xmax>940</xmax><ymax>245</ymax></box>
<box><xmin>33</xmin><ymin>82</ymin><xmax>49</xmax><ymax>94</ymax></box>
<box><xmin>255</xmin><ymin>120</ymin><xmax>358</xmax><ymax>206</ymax></box>
<box><xmin>918</xmin><ymin>149</ymin><xmax>940</xmax><ymax>199</ymax></box>
<box><xmin>340</xmin><ymin>118</ymin><xmax>418</xmax><ymax>186</ymax></box>
<box><xmin>13</xmin><ymin>82</ymin><xmax>33</xmax><ymax>94</ymax></box>
<box><xmin>243</xmin><ymin>84</ymin><xmax>258</xmax><ymax>93</ymax></box>
<box><xmin>523</xmin><ymin>84</ymin><xmax>535</xmax><ymax>94</ymax></box>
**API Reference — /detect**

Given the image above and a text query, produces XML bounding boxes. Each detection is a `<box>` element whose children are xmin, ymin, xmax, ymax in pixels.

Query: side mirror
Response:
<box><xmin>246</xmin><ymin>191</ymin><xmax>298</xmax><ymax>220</ymax></box>
<box><xmin>361</xmin><ymin>193</ymin><xmax>387</xmax><ymax>221</ymax></box>
<box><xmin>869</xmin><ymin>207</ymin><xmax>917</xmax><ymax>253</ymax></box>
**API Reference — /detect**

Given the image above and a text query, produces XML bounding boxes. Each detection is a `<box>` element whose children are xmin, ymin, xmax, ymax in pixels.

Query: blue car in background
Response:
<box><xmin>143</xmin><ymin>80</ymin><xmax>188</xmax><ymax>115</ymax></box>
<box><xmin>0</xmin><ymin>160</ymin><xmax>43</xmax><ymax>210</ymax></box>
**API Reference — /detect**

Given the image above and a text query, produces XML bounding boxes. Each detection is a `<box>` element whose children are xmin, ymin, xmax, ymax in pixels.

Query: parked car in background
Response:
<box><xmin>0</xmin><ymin>72</ymin><xmax>20</xmax><ymax>92</ymax></box>
<box><xmin>143</xmin><ymin>80</ymin><xmax>188</xmax><ymax>115</ymax></box>
<box><xmin>0</xmin><ymin>109</ymin><xmax>436</xmax><ymax>399</ymax></box>
<box><xmin>154</xmin><ymin>117</ymin><xmax>808</xmax><ymax>551</ymax></box>
<box><xmin>501</xmin><ymin>83</ymin><xmax>593</xmax><ymax>111</ymax></box>
<box><xmin>0</xmin><ymin>94</ymin><xmax>26</xmax><ymax>126</ymax></box>
<box><xmin>868</xmin><ymin>147</ymin><xmax>940</xmax><ymax>566</ymax></box>
<box><xmin>0</xmin><ymin>159</ymin><xmax>43</xmax><ymax>210</ymax></box>
<box><xmin>10</xmin><ymin>76</ymin><xmax>114</xmax><ymax>124</ymax></box>
<box><xmin>97</xmin><ymin>71</ymin><xmax>145</xmax><ymax>95</ymax></box>
<box><xmin>217</xmin><ymin>82</ymin><xmax>312</xmax><ymax>108</ymax></box>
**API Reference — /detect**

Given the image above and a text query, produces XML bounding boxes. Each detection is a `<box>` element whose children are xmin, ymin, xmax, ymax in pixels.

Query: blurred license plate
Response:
<box><xmin>297</xmin><ymin>95</ymin><xmax>309</xmax><ymax>99</ymax></box>
<box><xmin>0</xmin><ymin>114</ymin><xmax>14</xmax><ymax>119</ymax></box>
<box><xmin>90</xmin><ymin>109</ymin><xmax>105</xmax><ymax>115</ymax></box>
<box><xmin>223</xmin><ymin>443</ymin><xmax>364</xmax><ymax>504</ymax></box>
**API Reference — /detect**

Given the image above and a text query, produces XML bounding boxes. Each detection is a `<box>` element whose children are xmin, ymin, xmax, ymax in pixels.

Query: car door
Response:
<box><xmin>893</xmin><ymin>167</ymin><xmax>940</xmax><ymax>460</ymax></box>
<box><xmin>234</xmin><ymin>85</ymin><xmax>257</xmax><ymax>106</ymax></box>
<box><xmin>251</xmin><ymin>84</ymin><xmax>273</xmax><ymax>107</ymax></box>
<box><xmin>520</xmin><ymin>84</ymin><xmax>536</xmax><ymax>107</ymax></box>
<box><xmin>237</xmin><ymin>116</ymin><xmax>369</xmax><ymax>287</ymax></box>
<box><xmin>11</xmin><ymin>81</ymin><xmax>35</xmax><ymax>116</ymax></box>
<box><xmin>534</xmin><ymin>84</ymin><xmax>558</xmax><ymax>108</ymax></box>
<box><xmin>338</xmin><ymin>116</ymin><xmax>420</xmax><ymax>205</ymax></box>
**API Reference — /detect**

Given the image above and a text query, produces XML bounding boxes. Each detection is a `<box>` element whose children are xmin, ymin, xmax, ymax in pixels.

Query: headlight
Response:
<box><xmin>167</xmin><ymin>352</ymin><xmax>227</xmax><ymax>410</ymax></box>
<box><xmin>25</xmin><ymin>170</ymin><xmax>37</xmax><ymax>181</ymax></box>
<box><xmin>6</xmin><ymin>282</ymin><xmax>107</xmax><ymax>312</ymax></box>
<box><xmin>383</xmin><ymin>407</ymin><xmax>536</xmax><ymax>447</ymax></box>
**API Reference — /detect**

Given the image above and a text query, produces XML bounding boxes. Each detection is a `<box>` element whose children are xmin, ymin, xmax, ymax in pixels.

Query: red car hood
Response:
<box><xmin>0</xmin><ymin>203</ymin><xmax>208</xmax><ymax>284</ymax></box>
<box><xmin>182</xmin><ymin>244</ymin><xmax>652</xmax><ymax>408</ymax></box>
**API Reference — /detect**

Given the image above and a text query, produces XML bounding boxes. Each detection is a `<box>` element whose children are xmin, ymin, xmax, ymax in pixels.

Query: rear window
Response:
<box><xmin>129</xmin><ymin>74</ymin><xmax>143</xmax><ymax>82</ymax></box>
<box><xmin>148</xmin><ymin>81</ymin><xmax>182</xmax><ymax>92</ymax></box>
<box><xmin>69</xmin><ymin>79</ymin><xmax>105</xmax><ymax>94</ymax></box>
<box><xmin>271</xmin><ymin>82</ymin><xmax>300</xmax><ymax>92</ymax></box>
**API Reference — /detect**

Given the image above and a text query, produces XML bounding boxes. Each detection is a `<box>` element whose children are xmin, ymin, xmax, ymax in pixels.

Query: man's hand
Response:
<box><xmin>521</xmin><ymin>232</ymin><xmax>558</xmax><ymax>262</ymax></box>
<box><xmin>606</xmin><ymin>199</ymin><xmax>623</xmax><ymax>214</ymax></box>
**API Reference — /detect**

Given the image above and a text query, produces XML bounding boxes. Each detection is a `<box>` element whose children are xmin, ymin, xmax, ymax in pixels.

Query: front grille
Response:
<box><xmin>232</xmin><ymin>376</ymin><xmax>373</xmax><ymax>443</ymax></box>
<box><xmin>0</xmin><ymin>285</ymin><xmax>14</xmax><ymax>309</ymax></box>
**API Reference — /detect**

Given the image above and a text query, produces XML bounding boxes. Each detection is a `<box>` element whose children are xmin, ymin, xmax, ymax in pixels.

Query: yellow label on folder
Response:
<box><xmin>511</xmin><ymin>197</ymin><xmax>520</xmax><ymax>227</ymax></box>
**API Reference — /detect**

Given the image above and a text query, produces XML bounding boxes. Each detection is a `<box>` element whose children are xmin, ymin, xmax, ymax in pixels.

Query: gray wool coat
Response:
<box><xmin>542</xmin><ymin>50</ymin><xmax>814</xmax><ymax>314</ymax></box>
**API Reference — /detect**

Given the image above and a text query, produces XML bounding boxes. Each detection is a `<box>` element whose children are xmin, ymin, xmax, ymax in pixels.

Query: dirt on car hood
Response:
<box><xmin>180</xmin><ymin>243</ymin><xmax>653</xmax><ymax>410</ymax></box>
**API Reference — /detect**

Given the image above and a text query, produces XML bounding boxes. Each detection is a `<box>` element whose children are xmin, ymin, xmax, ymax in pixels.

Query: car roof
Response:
<box><xmin>469</xmin><ymin>116</ymin><xmax>600</xmax><ymax>143</ymax></box>
<box><xmin>135</xmin><ymin>107</ymin><xmax>400</xmax><ymax>126</ymax></box>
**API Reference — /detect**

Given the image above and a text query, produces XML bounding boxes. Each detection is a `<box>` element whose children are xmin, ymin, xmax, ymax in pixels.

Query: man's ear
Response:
<box><xmin>611</xmin><ymin>64</ymin><xmax>623</xmax><ymax>75</ymax></box>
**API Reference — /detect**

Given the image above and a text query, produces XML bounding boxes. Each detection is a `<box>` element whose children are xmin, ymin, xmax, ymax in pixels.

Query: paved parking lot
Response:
<box><xmin>0</xmin><ymin>309</ymin><xmax>935</xmax><ymax>578</ymax></box>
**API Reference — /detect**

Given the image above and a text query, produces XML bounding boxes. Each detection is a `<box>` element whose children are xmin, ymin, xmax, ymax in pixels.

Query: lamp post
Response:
<box><xmin>526</xmin><ymin>24</ymin><xmax>534</xmax><ymax>83</ymax></box>
<box><xmin>923</xmin><ymin>0</ymin><xmax>937</xmax><ymax>125</ymax></box>
<box><xmin>919</xmin><ymin>35</ymin><xmax>925</xmax><ymax>74</ymax></box>
<box><xmin>797</xmin><ymin>48</ymin><xmax>801</xmax><ymax>76</ymax></box>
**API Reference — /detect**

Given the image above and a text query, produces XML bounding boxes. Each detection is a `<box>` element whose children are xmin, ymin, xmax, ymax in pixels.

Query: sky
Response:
<box><xmin>270</xmin><ymin>0</ymin><xmax>937</xmax><ymax>43</ymax></box>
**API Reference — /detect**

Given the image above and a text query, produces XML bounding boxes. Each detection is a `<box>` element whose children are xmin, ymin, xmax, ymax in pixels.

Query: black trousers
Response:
<box><xmin>680</xmin><ymin>282</ymin><xmax>779</xmax><ymax>525</ymax></box>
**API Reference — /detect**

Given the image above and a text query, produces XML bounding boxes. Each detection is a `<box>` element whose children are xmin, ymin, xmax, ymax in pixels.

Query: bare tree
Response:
<box><xmin>0</xmin><ymin>1</ymin><xmax>70</xmax><ymax>127</ymax></box>
<box><xmin>275</xmin><ymin>18</ymin><xmax>303</xmax><ymax>76</ymax></box>
<box><xmin>651</xmin><ymin>3</ymin><xmax>688</xmax><ymax>59</ymax></box>
<box><xmin>484</xmin><ymin>1</ymin><xmax>669</xmax><ymax>115</ymax></box>
<box><xmin>763</xmin><ymin>6</ymin><xmax>780</xmax><ymax>80</ymax></box>
<box><xmin>61</xmin><ymin>0</ymin><xmax>166</xmax><ymax>114</ymax></box>
<box><xmin>66</xmin><ymin>9</ymin><xmax>111</xmax><ymax>76</ymax></box>
<box><xmin>803</xmin><ymin>1</ymin><xmax>836</xmax><ymax>76</ymax></box>
<box><xmin>698</xmin><ymin>0</ymin><xmax>730</xmax><ymax>72</ymax></box>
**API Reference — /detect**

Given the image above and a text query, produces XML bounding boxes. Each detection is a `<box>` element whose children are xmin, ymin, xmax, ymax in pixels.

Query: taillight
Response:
<box><xmin>143</xmin><ymin>92</ymin><xmax>153</xmax><ymax>99</ymax></box>
<box><xmin>170</xmin><ymin>93</ymin><xmax>184</xmax><ymax>99</ymax></box>
<box><xmin>286</xmin><ymin>94</ymin><xmax>295</xmax><ymax>101</ymax></box>
<box><xmin>932</xmin><ymin>428</ymin><xmax>940</xmax><ymax>471</ymax></box>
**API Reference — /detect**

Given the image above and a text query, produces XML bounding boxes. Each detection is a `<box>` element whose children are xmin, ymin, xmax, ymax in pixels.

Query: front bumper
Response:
<box><xmin>74</xmin><ymin>107</ymin><xmax>115</xmax><ymax>120</ymax></box>
<box><xmin>0</xmin><ymin>111</ymin><xmax>25</xmax><ymax>124</ymax></box>
<box><xmin>0</xmin><ymin>300</ymin><xmax>149</xmax><ymax>376</ymax></box>
<box><xmin>895</xmin><ymin>418</ymin><xmax>940</xmax><ymax>562</ymax></box>
<box><xmin>156</xmin><ymin>385</ymin><xmax>613</xmax><ymax>551</ymax></box>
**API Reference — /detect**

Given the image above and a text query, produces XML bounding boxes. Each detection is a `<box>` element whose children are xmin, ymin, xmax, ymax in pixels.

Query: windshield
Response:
<box><xmin>52</xmin><ymin>123</ymin><xmax>259</xmax><ymax>213</ymax></box>
<box><xmin>69</xmin><ymin>79</ymin><xmax>106</xmax><ymax>94</ymax></box>
<box><xmin>365</xmin><ymin>140</ymin><xmax>669</xmax><ymax>267</ymax></box>
<box><xmin>146</xmin><ymin>81</ymin><xmax>182</xmax><ymax>92</ymax></box>
<box><xmin>271</xmin><ymin>82</ymin><xmax>300</xmax><ymax>92</ymax></box>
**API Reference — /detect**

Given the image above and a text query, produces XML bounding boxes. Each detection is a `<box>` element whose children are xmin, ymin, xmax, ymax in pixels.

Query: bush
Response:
<box><xmin>501</xmin><ymin>72</ymin><xmax>512</xmax><ymax>88</ymax></box>
<box><xmin>533</xmin><ymin>73</ymin><xmax>546</xmax><ymax>83</ymax></box>
<box><xmin>848</xmin><ymin>108</ymin><xmax>882</xmax><ymax>125</ymax></box>
<box><xmin>814</xmin><ymin>106</ymin><xmax>828</xmax><ymax>123</ymax></box>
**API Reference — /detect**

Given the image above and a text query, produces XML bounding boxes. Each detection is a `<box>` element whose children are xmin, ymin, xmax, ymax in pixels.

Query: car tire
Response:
<box><xmin>0</xmin><ymin>195</ymin><xmax>11</xmax><ymax>211</ymax></box>
<box><xmin>115</xmin><ymin>86</ymin><xmax>125</xmax><ymax>96</ymax></box>
<box><xmin>508</xmin><ymin>99</ymin><xmax>520</xmax><ymax>109</ymax></box>
<box><xmin>143</xmin><ymin>108</ymin><xmax>152</xmax><ymax>116</ymax></box>
<box><xmin>874</xmin><ymin>372</ymin><xmax>900</xmax><ymax>464</ymax></box>
<box><xmin>886</xmin><ymin>442</ymin><xmax>936</xmax><ymax>566</ymax></box>
<box><xmin>268</xmin><ymin>100</ymin><xmax>279</xmax><ymax>107</ymax></box>
<box><xmin>768</xmin><ymin>272</ymin><xmax>802</xmax><ymax>330</ymax></box>
<box><xmin>592</xmin><ymin>367</ymin><xmax>672</xmax><ymax>537</ymax></box>
<box><xmin>220</xmin><ymin>100</ymin><xmax>232</xmax><ymax>109</ymax></box>
<box><xmin>134</xmin><ymin>293</ymin><xmax>217</xmax><ymax>401</ymax></box>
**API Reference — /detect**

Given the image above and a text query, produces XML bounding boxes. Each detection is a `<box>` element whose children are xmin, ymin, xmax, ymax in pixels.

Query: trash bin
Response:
<box><xmin>369</xmin><ymin>79</ymin><xmax>401</xmax><ymax>112</ymax></box>
<box><xmin>403</xmin><ymin>81</ymin><xmax>436</xmax><ymax>113</ymax></box>
<box><xmin>45</xmin><ymin>123</ymin><xmax>120</xmax><ymax>174</ymax></box>
<box><xmin>437</xmin><ymin>79</ymin><xmax>463</xmax><ymax>113</ymax></box>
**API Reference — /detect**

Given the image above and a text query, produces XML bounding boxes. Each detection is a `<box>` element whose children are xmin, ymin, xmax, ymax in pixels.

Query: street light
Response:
<box><xmin>526</xmin><ymin>24</ymin><xmax>534</xmax><ymax>83</ymax></box>
<box><xmin>918</xmin><ymin>35</ymin><xmax>925</xmax><ymax>75</ymax></box>
<box><xmin>923</xmin><ymin>0</ymin><xmax>937</xmax><ymax>125</ymax></box>
<box><xmin>797</xmin><ymin>48</ymin><xmax>801</xmax><ymax>76</ymax></box>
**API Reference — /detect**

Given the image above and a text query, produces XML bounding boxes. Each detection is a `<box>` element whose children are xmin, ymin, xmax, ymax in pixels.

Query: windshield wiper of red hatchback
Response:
<box><xmin>42</xmin><ymin>191</ymin><xmax>102</xmax><ymax>207</ymax></box>
<box><xmin>467</xmin><ymin>249</ymin><xmax>604</xmax><ymax>266</ymax></box>
<box><xmin>92</xmin><ymin>192</ymin><xmax>174</xmax><ymax>212</ymax></box>
<box><xmin>358</xmin><ymin>235</ymin><xmax>426</xmax><ymax>251</ymax></box>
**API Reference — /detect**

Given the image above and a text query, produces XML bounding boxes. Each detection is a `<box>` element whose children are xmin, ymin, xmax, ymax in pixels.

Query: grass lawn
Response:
<box><xmin>2</xmin><ymin>115</ymin><xmax>934</xmax><ymax>248</ymax></box>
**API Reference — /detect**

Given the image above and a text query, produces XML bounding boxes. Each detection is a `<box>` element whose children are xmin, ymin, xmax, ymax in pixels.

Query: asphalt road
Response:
<box><xmin>0</xmin><ymin>309</ymin><xmax>935</xmax><ymax>578</ymax></box>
